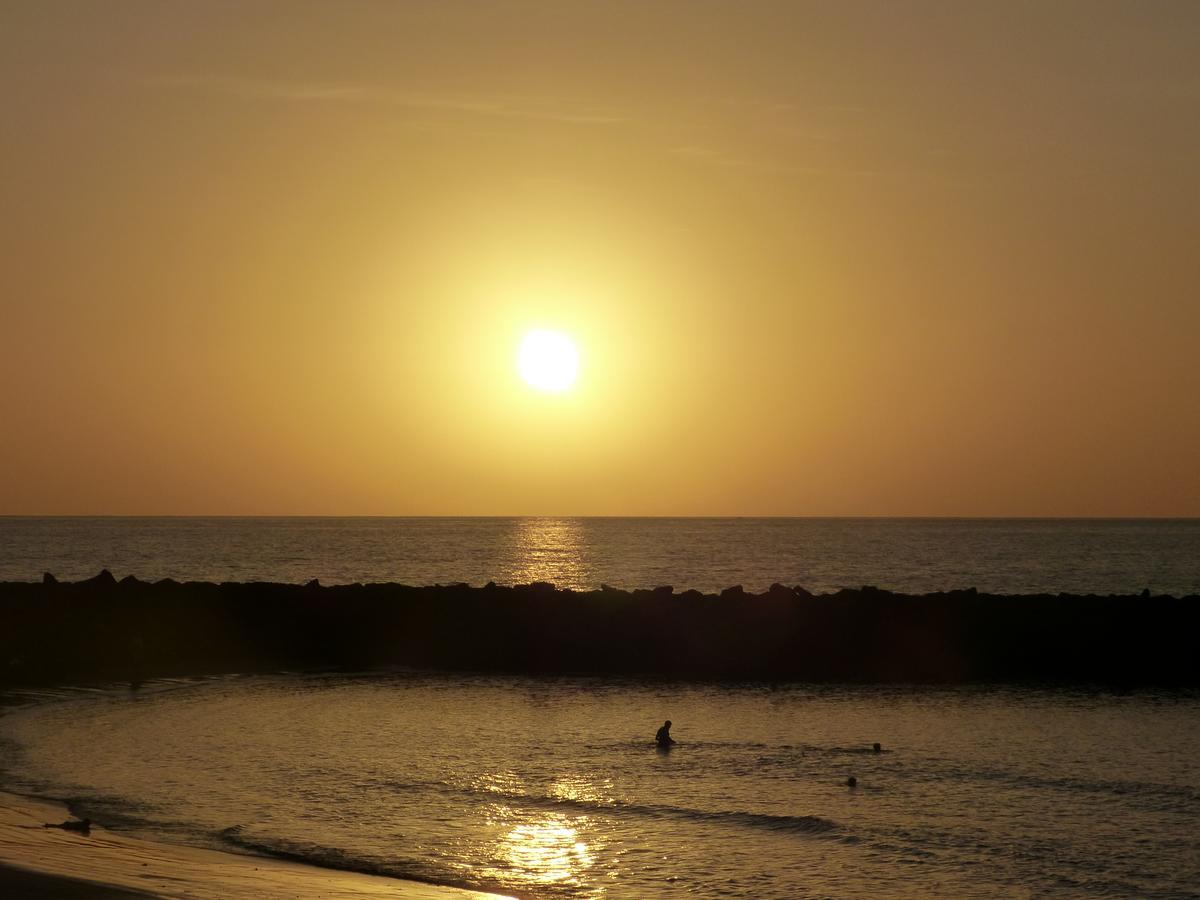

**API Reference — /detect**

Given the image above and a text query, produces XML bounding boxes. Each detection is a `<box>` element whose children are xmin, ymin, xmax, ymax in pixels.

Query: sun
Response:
<box><xmin>517</xmin><ymin>330</ymin><xmax>579</xmax><ymax>393</ymax></box>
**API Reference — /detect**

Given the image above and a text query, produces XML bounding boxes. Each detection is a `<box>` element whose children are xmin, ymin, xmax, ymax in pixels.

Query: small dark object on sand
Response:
<box><xmin>44</xmin><ymin>818</ymin><xmax>91</xmax><ymax>835</ymax></box>
<box><xmin>873</xmin><ymin>742</ymin><xmax>882</xmax><ymax>752</ymax></box>
<box><xmin>846</xmin><ymin>776</ymin><xmax>858</xmax><ymax>788</ymax></box>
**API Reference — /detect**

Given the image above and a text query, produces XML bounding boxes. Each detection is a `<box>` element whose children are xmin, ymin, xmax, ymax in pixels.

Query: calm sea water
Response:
<box><xmin>2</xmin><ymin>675</ymin><xmax>1199</xmax><ymax>899</ymax></box>
<box><xmin>2</xmin><ymin>517</ymin><xmax>1198</xmax><ymax>595</ymax></box>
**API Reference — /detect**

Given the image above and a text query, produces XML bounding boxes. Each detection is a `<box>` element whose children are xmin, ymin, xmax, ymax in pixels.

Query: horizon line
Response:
<box><xmin>2</xmin><ymin>514</ymin><xmax>1198</xmax><ymax>521</ymax></box>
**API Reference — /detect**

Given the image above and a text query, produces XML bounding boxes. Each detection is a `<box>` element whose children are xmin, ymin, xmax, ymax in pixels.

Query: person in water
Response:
<box><xmin>655</xmin><ymin>720</ymin><xmax>676</xmax><ymax>747</ymax></box>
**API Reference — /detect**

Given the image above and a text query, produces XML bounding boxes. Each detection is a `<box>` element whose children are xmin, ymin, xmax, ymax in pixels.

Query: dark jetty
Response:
<box><xmin>1</xmin><ymin>574</ymin><xmax>1197</xmax><ymax>687</ymax></box>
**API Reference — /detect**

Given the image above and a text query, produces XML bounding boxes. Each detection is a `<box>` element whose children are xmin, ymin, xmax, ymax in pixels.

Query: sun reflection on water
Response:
<box><xmin>506</xmin><ymin>518</ymin><xmax>592</xmax><ymax>590</ymax></box>
<box><xmin>548</xmin><ymin>774</ymin><xmax>615</xmax><ymax>805</ymax></box>
<box><xmin>501</xmin><ymin>813</ymin><xmax>594</xmax><ymax>886</ymax></box>
<box><xmin>472</xmin><ymin>773</ymin><xmax>608</xmax><ymax>894</ymax></box>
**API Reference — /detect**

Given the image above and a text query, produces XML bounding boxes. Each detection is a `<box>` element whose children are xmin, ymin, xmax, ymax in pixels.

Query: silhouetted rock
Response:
<box><xmin>654</xmin><ymin>585</ymin><xmax>674</xmax><ymax>596</ymax></box>
<box><xmin>305</xmin><ymin>579</ymin><xmax>321</xmax><ymax>589</ymax></box>
<box><xmin>42</xmin><ymin>572</ymin><xmax>57</xmax><ymax>585</ymax></box>
<box><xmin>119</xmin><ymin>575</ymin><xmax>142</xmax><ymax>587</ymax></box>
<box><xmin>0</xmin><ymin>578</ymin><xmax>1196</xmax><ymax>688</ymax></box>
<box><xmin>83</xmin><ymin>570</ymin><xmax>117</xmax><ymax>587</ymax></box>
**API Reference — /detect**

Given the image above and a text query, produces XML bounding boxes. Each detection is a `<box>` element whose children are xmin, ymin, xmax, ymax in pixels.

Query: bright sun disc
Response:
<box><xmin>518</xmin><ymin>330</ymin><xmax>579</xmax><ymax>393</ymax></box>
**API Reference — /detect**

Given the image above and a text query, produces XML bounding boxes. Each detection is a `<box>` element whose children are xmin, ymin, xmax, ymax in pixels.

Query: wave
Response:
<box><xmin>577</xmin><ymin>737</ymin><xmax>889</xmax><ymax>757</ymax></box>
<box><xmin>854</xmin><ymin>818</ymin><xmax>1195</xmax><ymax>900</ymax></box>
<box><xmin>385</xmin><ymin>776</ymin><xmax>839</xmax><ymax>837</ymax></box>
<box><xmin>513</xmin><ymin>791</ymin><xmax>838</xmax><ymax>836</ymax></box>
<box><xmin>898</xmin><ymin>755</ymin><xmax>1200</xmax><ymax>817</ymax></box>
<box><xmin>213</xmin><ymin>799</ymin><xmax>837</xmax><ymax>900</ymax></box>
<box><xmin>611</xmin><ymin>800</ymin><xmax>837</xmax><ymax>835</ymax></box>
<box><xmin>217</xmin><ymin>827</ymin><xmax>489</xmax><ymax>895</ymax></box>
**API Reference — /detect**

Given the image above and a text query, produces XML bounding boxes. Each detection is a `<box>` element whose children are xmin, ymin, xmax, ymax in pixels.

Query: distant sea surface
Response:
<box><xmin>1</xmin><ymin>516</ymin><xmax>1198</xmax><ymax>595</ymax></box>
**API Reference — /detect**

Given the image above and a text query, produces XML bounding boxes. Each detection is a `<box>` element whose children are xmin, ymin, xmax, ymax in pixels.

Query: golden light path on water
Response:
<box><xmin>501</xmin><ymin>816</ymin><xmax>594</xmax><ymax>886</ymax></box>
<box><xmin>506</xmin><ymin>518</ymin><xmax>591</xmax><ymax>589</ymax></box>
<box><xmin>472</xmin><ymin>774</ymin><xmax>605</xmax><ymax>894</ymax></box>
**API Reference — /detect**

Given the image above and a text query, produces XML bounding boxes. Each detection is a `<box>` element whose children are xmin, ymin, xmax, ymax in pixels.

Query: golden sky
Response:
<box><xmin>2</xmin><ymin>2</ymin><xmax>1197</xmax><ymax>515</ymax></box>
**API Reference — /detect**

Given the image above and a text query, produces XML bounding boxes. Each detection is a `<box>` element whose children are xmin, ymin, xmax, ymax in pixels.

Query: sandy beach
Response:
<box><xmin>0</xmin><ymin>792</ymin><xmax>511</xmax><ymax>900</ymax></box>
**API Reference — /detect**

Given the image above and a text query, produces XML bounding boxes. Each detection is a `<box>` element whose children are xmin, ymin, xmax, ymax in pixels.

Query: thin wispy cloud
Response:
<box><xmin>151</xmin><ymin>74</ymin><xmax>625</xmax><ymax>126</ymax></box>
<box><xmin>151</xmin><ymin>74</ymin><xmax>913</xmax><ymax>180</ymax></box>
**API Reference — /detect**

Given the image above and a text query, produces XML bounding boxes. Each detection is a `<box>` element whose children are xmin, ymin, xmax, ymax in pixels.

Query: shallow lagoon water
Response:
<box><xmin>3</xmin><ymin>675</ymin><xmax>1198</xmax><ymax>898</ymax></box>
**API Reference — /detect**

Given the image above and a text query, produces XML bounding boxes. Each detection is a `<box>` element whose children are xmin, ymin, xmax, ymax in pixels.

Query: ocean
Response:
<box><xmin>2</xmin><ymin>675</ymin><xmax>1198</xmax><ymax>899</ymax></box>
<box><xmin>2</xmin><ymin>517</ymin><xmax>1198</xmax><ymax>897</ymax></box>
<box><xmin>1</xmin><ymin>516</ymin><xmax>1198</xmax><ymax>595</ymax></box>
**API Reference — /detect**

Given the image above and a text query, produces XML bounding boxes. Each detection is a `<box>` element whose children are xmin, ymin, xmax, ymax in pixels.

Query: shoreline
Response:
<box><xmin>0</xmin><ymin>791</ymin><xmax>513</xmax><ymax>900</ymax></box>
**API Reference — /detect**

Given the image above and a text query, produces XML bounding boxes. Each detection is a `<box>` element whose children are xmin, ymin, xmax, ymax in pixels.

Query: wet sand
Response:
<box><xmin>0</xmin><ymin>792</ymin><xmax>511</xmax><ymax>900</ymax></box>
